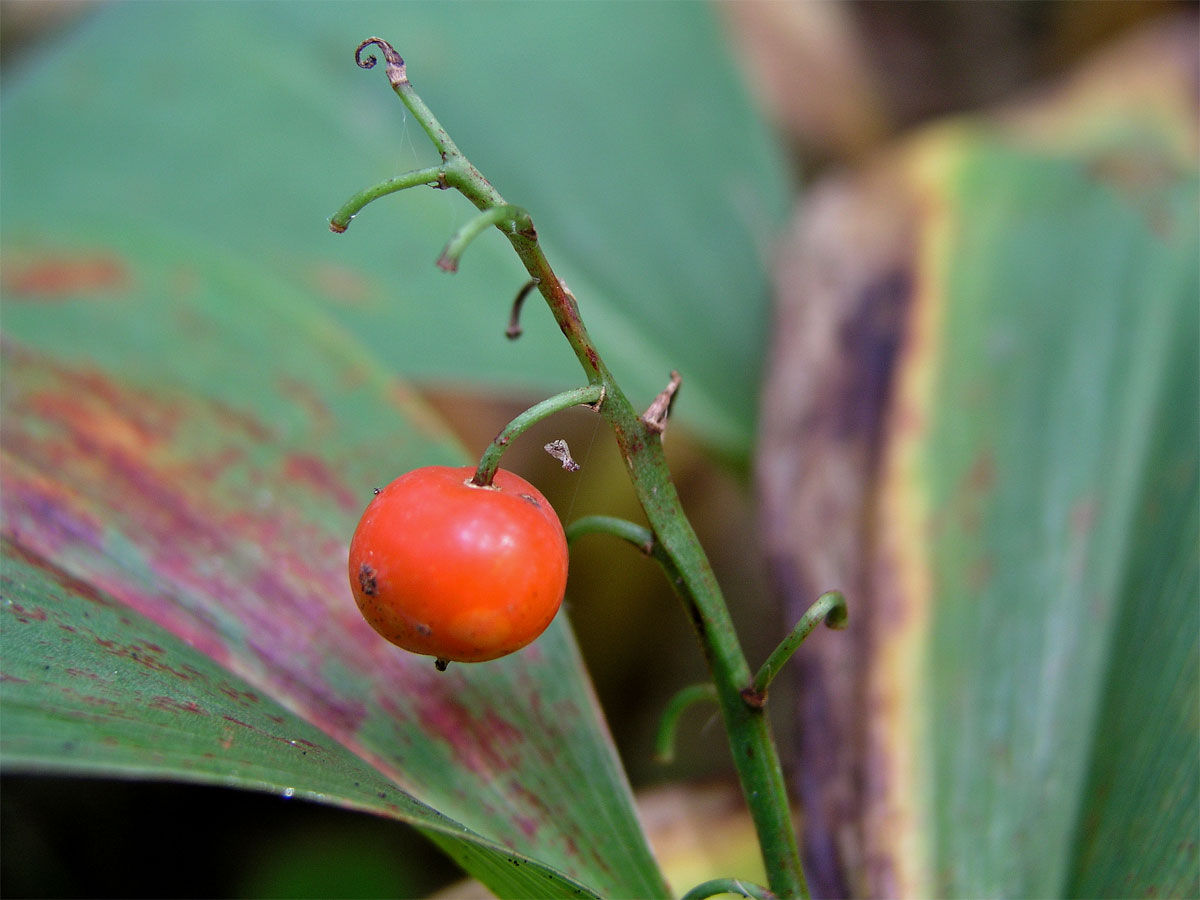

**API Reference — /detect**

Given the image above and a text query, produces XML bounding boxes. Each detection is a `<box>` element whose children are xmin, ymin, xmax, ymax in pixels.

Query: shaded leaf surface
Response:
<box><xmin>0</xmin><ymin>6</ymin><xmax>731</xmax><ymax>892</ymax></box>
<box><xmin>2</xmin><ymin>1</ymin><xmax>787</xmax><ymax>457</ymax></box>
<box><xmin>758</xmin><ymin>20</ymin><xmax>1198</xmax><ymax>899</ymax></box>
<box><xmin>917</xmin><ymin>126</ymin><xmax>1196</xmax><ymax>899</ymax></box>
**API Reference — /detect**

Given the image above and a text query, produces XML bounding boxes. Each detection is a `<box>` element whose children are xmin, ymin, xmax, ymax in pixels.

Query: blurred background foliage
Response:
<box><xmin>1</xmin><ymin>1</ymin><xmax>1194</xmax><ymax>897</ymax></box>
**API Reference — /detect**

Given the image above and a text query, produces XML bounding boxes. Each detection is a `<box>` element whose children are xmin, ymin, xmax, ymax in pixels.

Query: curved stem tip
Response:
<box><xmin>749</xmin><ymin>591</ymin><xmax>847</xmax><ymax>700</ymax></box>
<box><xmin>355</xmin><ymin>37</ymin><xmax>406</xmax><ymax>86</ymax></box>
<box><xmin>682</xmin><ymin>878</ymin><xmax>776</xmax><ymax>900</ymax></box>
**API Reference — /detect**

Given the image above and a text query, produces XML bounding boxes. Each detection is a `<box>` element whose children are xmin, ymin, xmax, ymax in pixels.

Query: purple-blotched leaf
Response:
<box><xmin>0</xmin><ymin>227</ymin><xmax>665</xmax><ymax>896</ymax></box>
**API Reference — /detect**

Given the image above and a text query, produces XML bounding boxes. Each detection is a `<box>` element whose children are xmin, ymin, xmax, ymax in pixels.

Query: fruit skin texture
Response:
<box><xmin>348</xmin><ymin>465</ymin><xmax>568</xmax><ymax>663</ymax></box>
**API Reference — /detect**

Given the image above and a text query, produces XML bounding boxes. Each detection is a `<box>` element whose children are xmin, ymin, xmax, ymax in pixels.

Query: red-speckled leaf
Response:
<box><xmin>0</xmin><ymin>209</ymin><xmax>665</xmax><ymax>898</ymax></box>
<box><xmin>1</xmin><ymin>537</ymin><xmax>597</xmax><ymax>899</ymax></box>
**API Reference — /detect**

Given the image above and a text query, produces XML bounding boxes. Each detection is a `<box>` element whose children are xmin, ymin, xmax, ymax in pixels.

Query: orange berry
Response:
<box><xmin>348</xmin><ymin>465</ymin><xmax>567</xmax><ymax>664</ymax></box>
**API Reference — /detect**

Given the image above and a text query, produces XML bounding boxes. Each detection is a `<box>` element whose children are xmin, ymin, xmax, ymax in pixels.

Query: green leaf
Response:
<box><xmin>0</xmin><ymin>223</ymin><xmax>667</xmax><ymax>897</ymax></box>
<box><xmin>1</xmin><ymin>1</ymin><xmax>788</xmax><ymax>458</ymax></box>
<box><xmin>1</xmin><ymin>4</ymin><xmax>787</xmax><ymax>894</ymax></box>
<box><xmin>877</xmin><ymin>50</ymin><xmax>1199</xmax><ymax>899</ymax></box>
<box><xmin>0</xmin><ymin>10</ymin><xmax>764</xmax><ymax>892</ymax></box>
<box><xmin>1</xmin><ymin>537</ymin><xmax>598</xmax><ymax>900</ymax></box>
<box><xmin>757</xmin><ymin>25</ymin><xmax>1197</xmax><ymax>899</ymax></box>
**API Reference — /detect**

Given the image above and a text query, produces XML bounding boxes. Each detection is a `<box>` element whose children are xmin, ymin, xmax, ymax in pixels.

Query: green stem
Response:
<box><xmin>472</xmin><ymin>385</ymin><xmax>603</xmax><ymax>487</ymax></box>
<box><xmin>750</xmin><ymin>592</ymin><xmax>847</xmax><ymax>698</ymax></box>
<box><xmin>329</xmin><ymin>164</ymin><xmax>448</xmax><ymax>232</ymax></box>
<box><xmin>341</xmin><ymin>40</ymin><xmax>810</xmax><ymax>898</ymax></box>
<box><xmin>438</xmin><ymin>205</ymin><xmax>532</xmax><ymax>272</ymax></box>
<box><xmin>509</xmin><ymin>189</ymin><xmax>810</xmax><ymax>900</ymax></box>
<box><xmin>654</xmin><ymin>682</ymin><xmax>718</xmax><ymax>763</ymax></box>
<box><xmin>565</xmin><ymin>515</ymin><xmax>655</xmax><ymax>553</ymax></box>
<box><xmin>681</xmin><ymin>878</ymin><xmax>776</xmax><ymax>900</ymax></box>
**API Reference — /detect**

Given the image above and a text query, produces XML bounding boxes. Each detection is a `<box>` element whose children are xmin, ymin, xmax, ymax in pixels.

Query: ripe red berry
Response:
<box><xmin>347</xmin><ymin>465</ymin><xmax>568</xmax><ymax>664</ymax></box>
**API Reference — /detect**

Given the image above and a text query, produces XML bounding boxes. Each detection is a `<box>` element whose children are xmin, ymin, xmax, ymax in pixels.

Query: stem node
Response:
<box><xmin>740</xmin><ymin>686</ymin><xmax>767</xmax><ymax>710</ymax></box>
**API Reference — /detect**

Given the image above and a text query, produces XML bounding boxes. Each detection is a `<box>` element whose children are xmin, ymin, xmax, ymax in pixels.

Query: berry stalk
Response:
<box><xmin>471</xmin><ymin>384</ymin><xmax>604</xmax><ymax>487</ymax></box>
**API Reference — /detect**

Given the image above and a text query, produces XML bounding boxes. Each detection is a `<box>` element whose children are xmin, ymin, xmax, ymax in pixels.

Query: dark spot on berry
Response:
<box><xmin>358</xmin><ymin>563</ymin><xmax>378</xmax><ymax>596</ymax></box>
<box><xmin>416</xmin><ymin>623</ymin><xmax>432</xmax><ymax>636</ymax></box>
<box><xmin>518</xmin><ymin>493</ymin><xmax>541</xmax><ymax>508</ymax></box>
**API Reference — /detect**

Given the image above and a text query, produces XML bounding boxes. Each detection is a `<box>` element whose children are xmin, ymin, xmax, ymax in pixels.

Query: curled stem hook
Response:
<box><xmin>506</xmin><ymin>278</ymin><xmax>541</xmax><ymax>340</ymax></box>
<box><xmin>655</xmin><ymin>682</ymin><xmax>718</xmax><ymax>763</ymax></box>
<box><xmin>565</xmin><ymin>515</ymin><xmax>655</xmax><ymax>555</ymax></box>
<box><xmin>564</xmin><ymin>514</ymin><xmax>689</xmax><ymax>594</ymax></box>
<box><xmin>436</xmin><ymin>205</ymin><xmax>533</xmax><ymax>273</ymax></box>
<box><xmin>355</xmin><ymin>37</ymin><xmax>407</xmax><ymax>86</ymax></box>
<box><xmin>681</xmin><ymin>878</ymin><xmax>776</xmax><ymax>900</ymax></box>
<box><xmin>748</xmin><ymin>591</ymin><xmax>848</xmax><ymax>702</ymax></box>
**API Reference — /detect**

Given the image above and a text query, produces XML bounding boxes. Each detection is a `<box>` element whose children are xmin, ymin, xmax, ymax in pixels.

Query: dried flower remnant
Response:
<box><xmin>544</xmin><ymin>439</ymin><xmax>580</xmax><ymax>472</ymax></box>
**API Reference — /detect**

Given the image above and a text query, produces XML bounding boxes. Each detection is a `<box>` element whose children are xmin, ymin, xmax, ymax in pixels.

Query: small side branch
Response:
<box><xmin>472</xmin><ymin>385</ymin><xmax>604</xmax><ymax>487</ymax></box>
<box><xmin>329</xmin><ymin>165</ymin><xmax>448</xmax><ymax>232</ymax></box>
<box><xmin>654</xmin><ymin>682</ymin><xmax>718</xmax><ymax>763</ymax></box>
<box><xmin>682</xmin><ymin>878</ymin><xmax>776</xmax><ymax>900</ymax></box>
<box><xmin>565</xmin><ymin>515</ymin><xmax>656</xmax><ymax>555</ymax></box>
<box><xmin>565</xmin><ymin>513</ymin><xmax>688</xmax><ymax>586</ymax></box>
<box><xmin>437</xmin><ymin>205</ymin><xmax>533</xmax><ymax>272</ymax></box>
<box><xmin>565</xmin><ymin>514</ymin><xmax>704</xmax><ymax>655</ymax></box>
<box><xmin>746</xmin><ymin>591</ymin><xmax>847</xmax><ymax>704</ymax></box>
<box><xmin>506</xmin><ymin>278</ymin><xmax>541</xmax><ymax>339</ymax></box>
